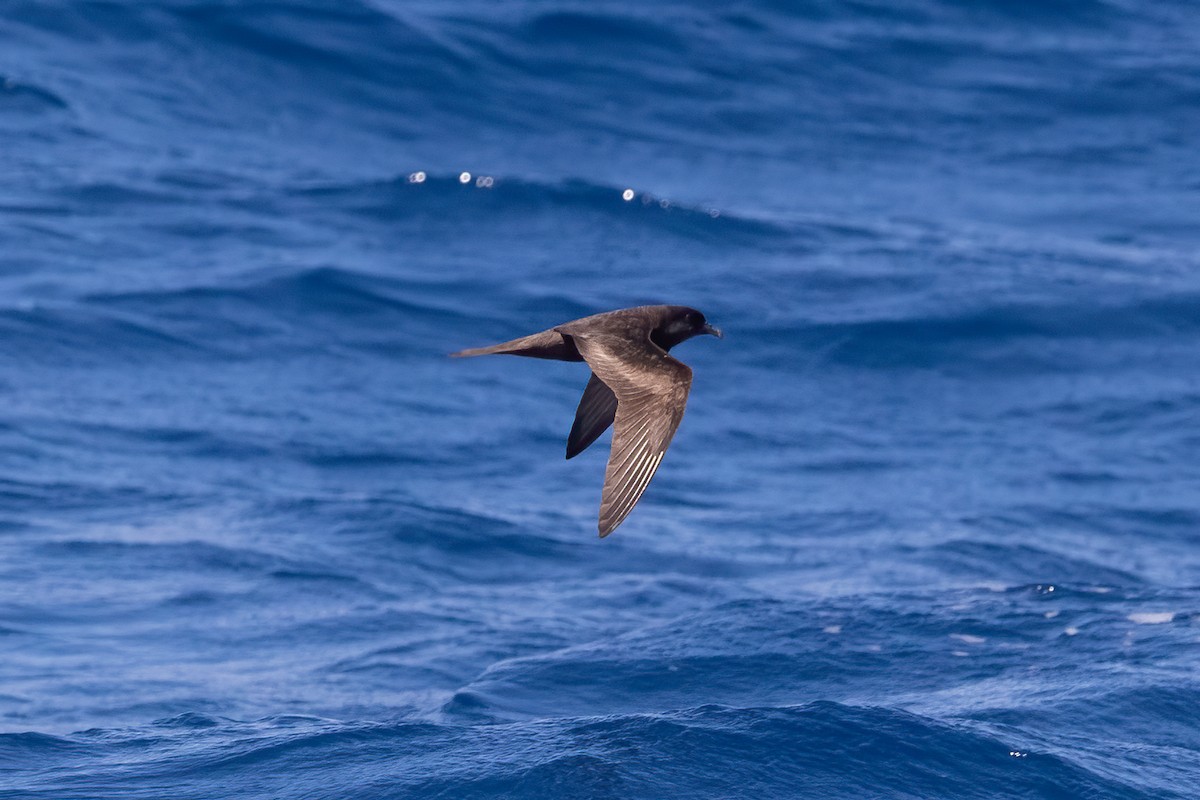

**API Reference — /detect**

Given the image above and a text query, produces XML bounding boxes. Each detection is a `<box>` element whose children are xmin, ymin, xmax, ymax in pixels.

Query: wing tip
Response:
<box><xmin>598</xmin><ymin>513</ymin><xmax>629</xmax><ymax>538</ymax></box>
<box><xmin>597</xmin><ymin>512</ymin><xmax>627</xmax><ymax>537</ymax></box>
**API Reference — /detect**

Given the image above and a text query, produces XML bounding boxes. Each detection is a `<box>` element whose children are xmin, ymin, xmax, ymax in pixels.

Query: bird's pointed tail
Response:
<box><xmin>449</xmin><ymin>329</ymin><xmax>580</xmax><ymax>361</ymax></box>
<box><xmin>449</xmin><ymin>342</ymin><xmax>516</xmax><ymax>358</ymax></box>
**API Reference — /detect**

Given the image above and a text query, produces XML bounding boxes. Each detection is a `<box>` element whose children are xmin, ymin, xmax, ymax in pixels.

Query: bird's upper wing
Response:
<box><xmin>559</xmin><ymin>330</ymin><xmax>692</xmax><ymax>536</ymax></box>
<box><xmin>566</xmin><ymin>372</ymin><xmax>618</xmax><ymax>460</ymax></box>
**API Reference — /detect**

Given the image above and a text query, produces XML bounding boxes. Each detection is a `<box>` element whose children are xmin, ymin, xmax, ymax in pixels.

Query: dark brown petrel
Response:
<box><xmin>452</xmin><ymin>305</ymin><xmax>722</xmax><ymax>537</ymax></box>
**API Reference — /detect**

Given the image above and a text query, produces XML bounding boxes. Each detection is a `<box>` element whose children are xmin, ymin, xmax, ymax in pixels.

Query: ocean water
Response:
<box><xmin>2</xmin><ymin>1</ymin><xmax>1199</xmax><ymax>797</ymax></box>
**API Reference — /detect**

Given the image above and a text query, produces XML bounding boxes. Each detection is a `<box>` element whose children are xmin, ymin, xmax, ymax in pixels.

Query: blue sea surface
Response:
<box><xmin>2</xmin><ymin>1</ymin><xmax>1199</xmax><ymax>797</ymax></box>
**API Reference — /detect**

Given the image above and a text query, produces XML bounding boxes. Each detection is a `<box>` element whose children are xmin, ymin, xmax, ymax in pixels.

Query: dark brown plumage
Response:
<box><xmin>451</xmin><ymin>305</ymin><xmax>722</xmax><ymax>536</ymax></box>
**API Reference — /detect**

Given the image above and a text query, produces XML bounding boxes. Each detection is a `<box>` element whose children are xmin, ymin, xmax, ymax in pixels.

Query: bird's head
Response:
<box><xmin>655</xmin><ymin>307</ymin><xmax>723</xmax><ymax>350</ymax></box>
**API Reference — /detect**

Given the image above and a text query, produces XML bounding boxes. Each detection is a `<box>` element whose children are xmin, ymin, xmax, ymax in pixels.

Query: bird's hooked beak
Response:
<box><xmin>703</xmin><ymin>323</ymin><xmax>724</xmax><ymax>339</ymax></box>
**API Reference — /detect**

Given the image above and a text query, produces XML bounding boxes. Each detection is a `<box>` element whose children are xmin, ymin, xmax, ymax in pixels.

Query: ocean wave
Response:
<box><xmin>918</xmin><ymin>539</ymin><xmax>1143</xmax><ymax>587</ymax></box>
<box><xmin>0</xmin><ymin>76</ymin><xmax>69</xmax><ymax>114</ymax></box>
<box><xmin>0</xmin><ymin>304</ymin><xmax>214</xmax><ymax>366</ymax></box>
<box><xmin>7</xmin><ymin>259</ymin><xmax>1194</xmax><ymax>371</ymax></box>
<box><xmin>17</xmin><ymin>0</ymin><xmax>1193</xmax><ymax>170</ymax></box>
<box><xmin>0</xmin><ymin>267</ymin><xmax>481</xmax><ymax>363</ymax></box>
<box><xmin>92</xmin><ymin>266</ymin><xmax>457</xmax><ymax>319</ymax></box>
<box><xmin>292</xmin><ymin>172</ymin><xmax>793</xmax><ymax>244</ymax></box>
<box><xmin>0</xmin><ymin>703</ymin><xmax>1157</xmax><ymax>800</ymax></box>
<box><xmin>741</xmin><ymin>293</ymin><xmax>1200</xmax><ymax>372</ymax></box>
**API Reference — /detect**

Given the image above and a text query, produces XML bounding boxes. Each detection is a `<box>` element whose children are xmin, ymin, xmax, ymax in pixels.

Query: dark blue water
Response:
<box><xmin>3</xmin><ymin>2</ymin><xmax>1199</xmax><ymax>797</ymax></box>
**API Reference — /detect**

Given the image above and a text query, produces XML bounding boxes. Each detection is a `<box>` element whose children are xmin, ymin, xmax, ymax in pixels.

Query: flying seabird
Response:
<box><xmin>452</xmin><ymin>305</ymin><xmax>722</xmax><ymax>536</ymax></box>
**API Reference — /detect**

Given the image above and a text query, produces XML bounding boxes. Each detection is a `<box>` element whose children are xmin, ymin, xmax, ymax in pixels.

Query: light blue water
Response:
<box><xmin>2</xmin><ymin>2</ymin><xmax>1199</xmax><ymax>797</ymax></box>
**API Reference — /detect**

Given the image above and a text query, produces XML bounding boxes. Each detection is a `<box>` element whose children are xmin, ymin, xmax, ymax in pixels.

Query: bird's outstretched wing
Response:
<box><xmin>559</xmin><ymin>330</ymin><xmax>692</xmax><ymax>536</ymax></box>
<box><xmin>566</xmin><ymin>372</ymin><xmax>618</xmax><ymax>459</ymax></box>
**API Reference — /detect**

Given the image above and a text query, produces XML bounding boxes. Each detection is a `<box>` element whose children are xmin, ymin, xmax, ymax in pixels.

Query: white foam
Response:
<box><xmin>1128</xmin><ymin>612</ymin><xmax>1174</xmax><ymax>625</ymax></box>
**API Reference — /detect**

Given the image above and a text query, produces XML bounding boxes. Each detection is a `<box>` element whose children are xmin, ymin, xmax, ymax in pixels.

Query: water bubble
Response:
<box><xmin>407</xmin><ymin>171</ymin><xmax>426</xmax><ymax>184</ymax></box>
<box><xmin>459</xmin><ymin>172</ymin><xmax>471</xmax><ymax>184</ymax></box>
<box><xmin>622</xmin><ymin>189</ymin><xmax>635</xmax><ymax>201</ymax></box>
<box><xmin>475</xmin><ymin>175</ymin><xmax>494</xmax><ymax>188</ymax></box>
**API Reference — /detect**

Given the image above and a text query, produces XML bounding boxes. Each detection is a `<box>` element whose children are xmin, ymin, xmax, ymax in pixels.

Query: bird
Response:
<box><xmin>452</xmin><ymin>305</ymin><xmax>722</xmax><ymax>537</ymax></box>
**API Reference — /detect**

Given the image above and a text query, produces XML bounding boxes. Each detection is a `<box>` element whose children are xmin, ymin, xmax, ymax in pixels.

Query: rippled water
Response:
<box><xmin>2</xmin><ymin>2</ymin><xmax>1199</xmax><ymax>798</ymax></box>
